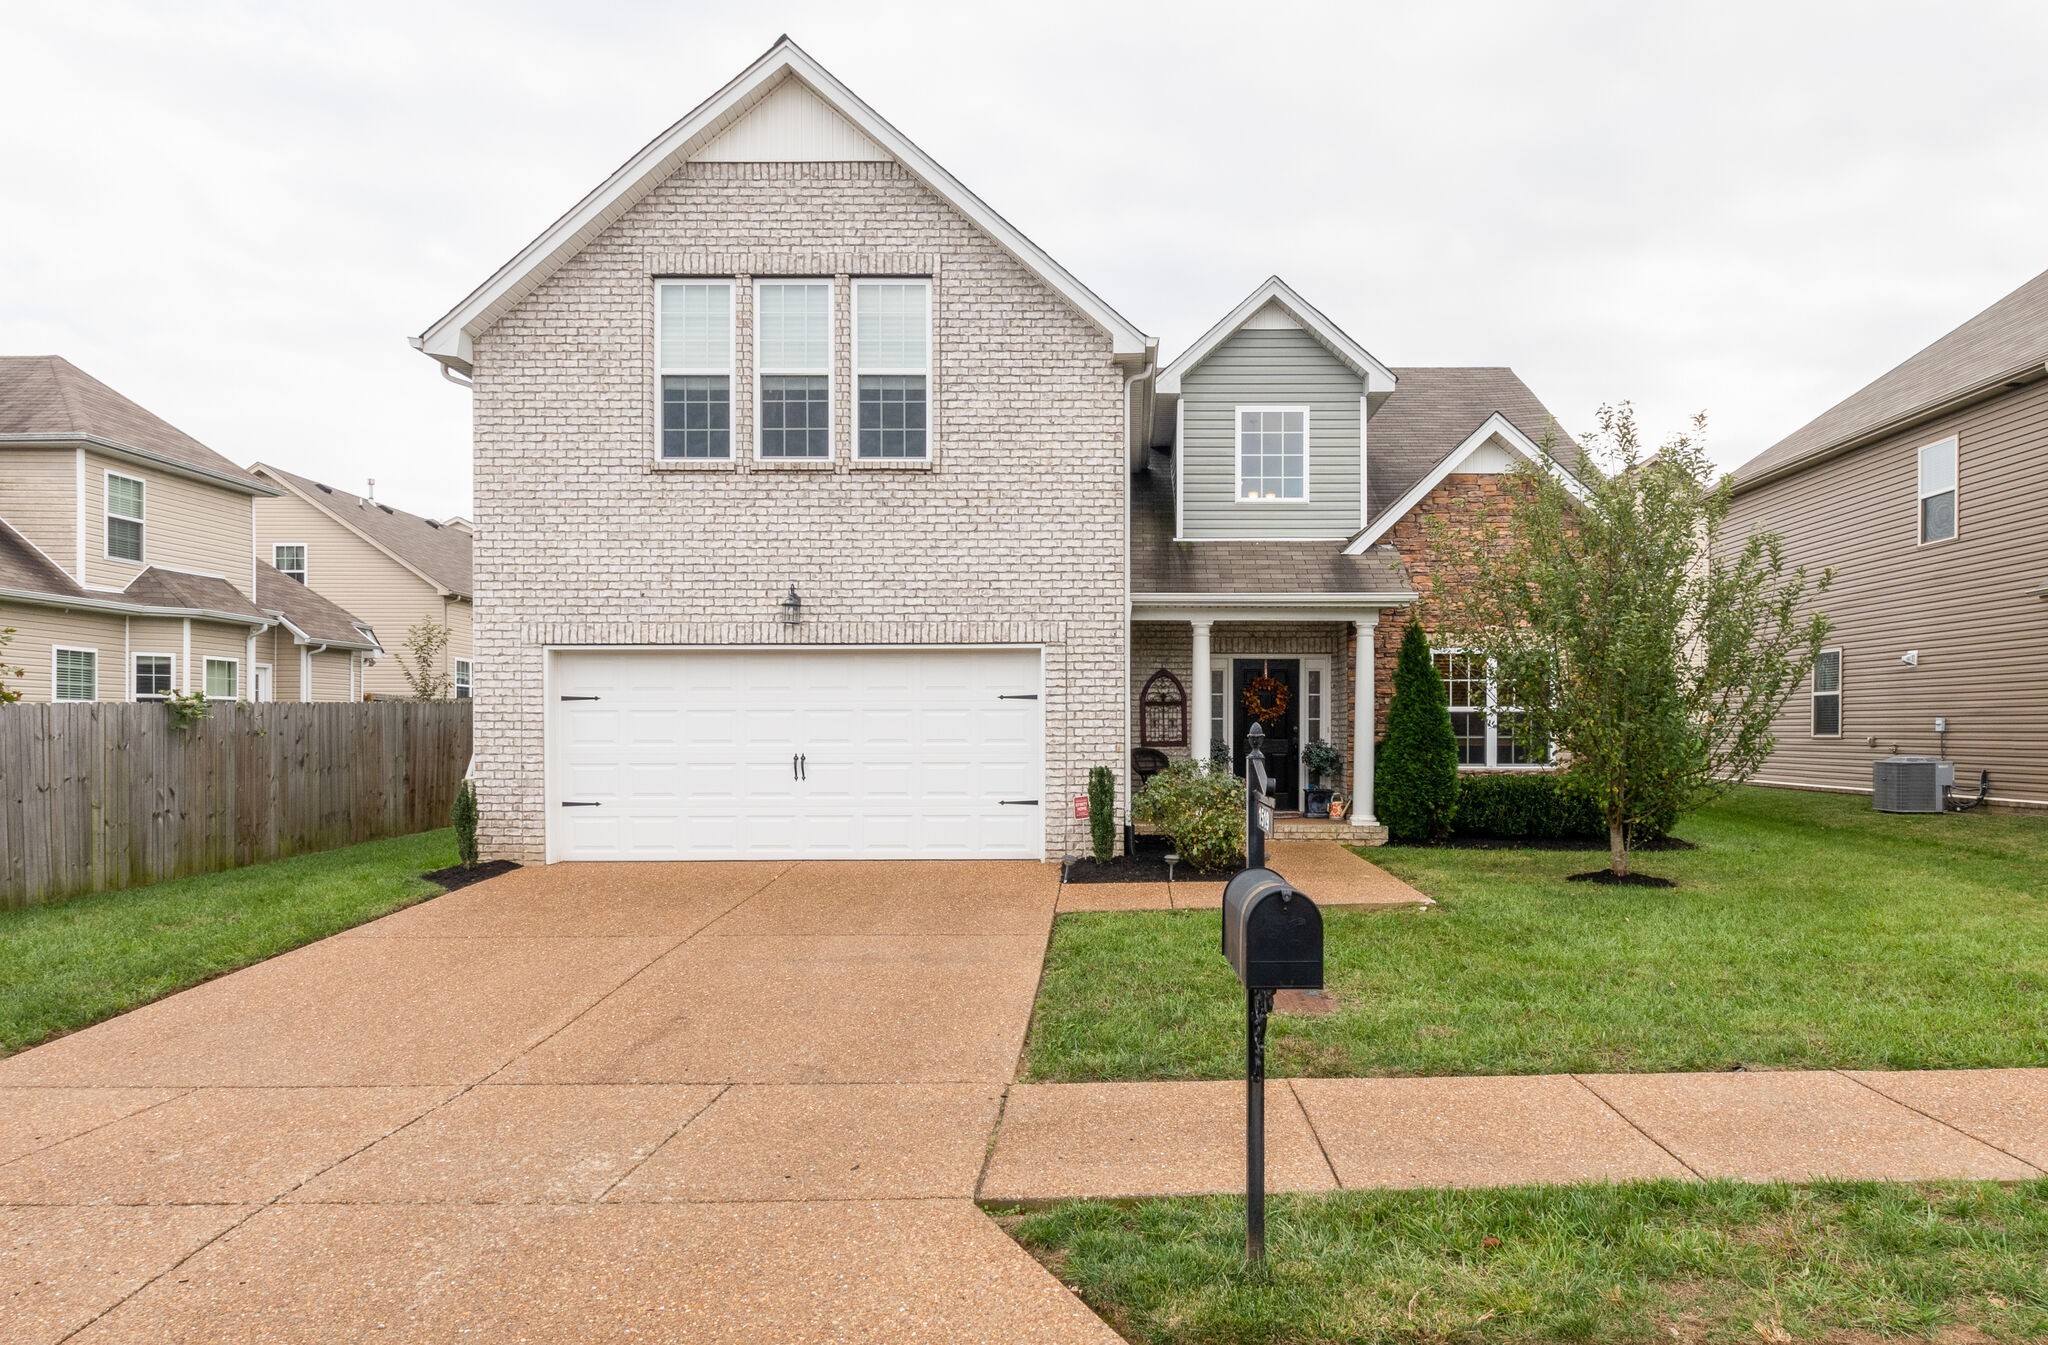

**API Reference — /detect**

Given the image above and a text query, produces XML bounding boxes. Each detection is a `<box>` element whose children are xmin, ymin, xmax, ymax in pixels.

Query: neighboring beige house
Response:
<box><xmin>249</xmin><ymin>465</ymin><xmax>473</xmax><ymax>700</ymax></box>
<box><xmin>0</xmin><ymin>356</ymin><xmax>376</xmax><ymax>703</ymax></box>
<box><xmin>410</xmin><ymin>39</ymin><xmax>1582</xmax><ymax>865</ymax></box>
<box><xmin>1729</xmin><ymin>265</ymin><xmax>2048</xmax><ymax>809</ymax></box>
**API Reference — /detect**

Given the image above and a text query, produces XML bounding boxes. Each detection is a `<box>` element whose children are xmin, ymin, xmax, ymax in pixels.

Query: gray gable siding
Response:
<box><xmin>1179</xmin><ymin>328</ymin><xmax>1363</xmax><ymax>539</ymax></box>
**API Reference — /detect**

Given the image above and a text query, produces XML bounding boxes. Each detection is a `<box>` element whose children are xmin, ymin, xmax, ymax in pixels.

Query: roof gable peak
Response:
<box><xmin>1157</xmin><ymin>276</ymin><xmax>1397</xmax><ymax>396</ymax></box>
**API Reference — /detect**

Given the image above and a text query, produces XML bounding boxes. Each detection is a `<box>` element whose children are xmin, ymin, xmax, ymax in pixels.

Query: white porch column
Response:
<box><xmin>1189</xmin><ymin>619</ymin><xmax>1214</xmax><ymax>767</ymax></box>
<box><xmin>1353</xmin><ymin>617</ymin><xmax>1378</xmax><ymax>823</ymax></box>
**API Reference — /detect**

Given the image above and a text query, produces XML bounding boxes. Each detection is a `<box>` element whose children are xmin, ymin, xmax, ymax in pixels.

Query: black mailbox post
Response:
<box><xmin>1220</xmin><ymin>859</ymin><xmax>1322</xmax><ymax>1263</ymax></box>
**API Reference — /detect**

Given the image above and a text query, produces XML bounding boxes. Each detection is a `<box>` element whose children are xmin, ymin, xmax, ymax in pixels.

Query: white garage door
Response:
<box><xmin>548</xmin><ymin>648</ymin><xmax>1044</xmax><ymax>861</ymax></box>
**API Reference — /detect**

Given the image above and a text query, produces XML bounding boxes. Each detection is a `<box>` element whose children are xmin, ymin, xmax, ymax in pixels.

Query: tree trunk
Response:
<box><xmin>1609</xmin><ymin>819</ymin><xmax>1630</xmax><ymax>877</ymax></box>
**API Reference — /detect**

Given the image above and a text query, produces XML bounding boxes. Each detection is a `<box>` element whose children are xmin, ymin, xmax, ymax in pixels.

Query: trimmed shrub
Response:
<box><xmin>1452</xmin><ymin>771</ymin><xmax>1677</xmax><ymax>843</ymax></box>
<box><xmin>1376</xmin><ymin>621</ymin><xmax>1459</xmax><ymax>841</ymax></box>
<box><xmin>1134</xmin><ymin>759</ymin><xmax>1245</xmax><ymax>873</ymax></box>
<box><xmin>452</xmin><ymin>779</ymin><xmax>479</xmax><ymax>868</ymax></box>
<box><xmin>1087</xmin><ymin>766</ymin><xmax>1116</xmax><ymax>863</ymax></box>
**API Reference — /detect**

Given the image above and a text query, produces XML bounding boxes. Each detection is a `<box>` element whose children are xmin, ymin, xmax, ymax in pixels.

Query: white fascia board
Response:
<box><xmin>1132</xmin><ymin>592</ymin><xmax>1417</xmax><ymax>622</ymax></box>
<box><xmin>413</xmin><ymin>38</ymin><xmax>1151</xmax><ymax>374</ymax></box>
<box><xmin>0</xmin><ymin>434</ymin><xmax>280</xmax><ymax>496</ymax></box>
<box><xmin>1344</xmin><ymin>412</ymin><xmax>1589</xmax><ymax>555</ymax></box>
<box><xmin>1156</xmin><ymin>276</ymin><xmax>1398</xmax><ymax>396</ymax></box>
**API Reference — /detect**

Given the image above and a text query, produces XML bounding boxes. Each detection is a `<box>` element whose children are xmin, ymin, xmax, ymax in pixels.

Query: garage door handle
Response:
<box><xmin>559</xmin><ymin>695</ymin><xmax>600</xmax><ymax>701</ymax></box>
<box><xmin>561</xmin><ymin>801</ymin><xmax>600</xmax><ymax>807</ymax></box>
<box><xmin>999</xmin><ymin>799</ymin><xmax>1040</xmax><ymax>806</ymax></box>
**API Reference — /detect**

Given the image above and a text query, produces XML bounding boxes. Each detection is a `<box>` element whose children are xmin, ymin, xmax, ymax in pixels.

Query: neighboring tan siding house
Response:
<box><xmin>250</xmin><ymin>465</ymin><xmax>472</xmax><ymax>700</ymax></box>
<box><xmin>0</xmin><ymin>356</ymin><xmax>378</xmax><ymax>703</ymax></box>
<box><xmin>1728</xmin><ymin>266</ymin><xmax>2048</xmax><ymax>808</ymax></box>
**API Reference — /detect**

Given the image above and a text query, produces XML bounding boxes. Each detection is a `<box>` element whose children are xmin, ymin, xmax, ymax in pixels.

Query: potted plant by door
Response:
<box><xmin>1302</xmin><ymin>739</ymin><xmax>1344</xmax><ymax>819</ymax></box>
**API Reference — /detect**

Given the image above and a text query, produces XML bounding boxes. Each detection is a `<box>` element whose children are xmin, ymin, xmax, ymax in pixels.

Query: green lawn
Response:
<box><xmin>1005</xmin><ymin>1179</ymin><xmax>2048</xmax><ymax>1344</ymax></box>
<box><xmin>1024</xmin><ymin>788</ymin><xmax>2048</xmax><ymax>1081</ymax></box>
<box><xmin>1</xmin><ymin>829</ymin><xmax>456</xmax><ymax>1056</ymax></box>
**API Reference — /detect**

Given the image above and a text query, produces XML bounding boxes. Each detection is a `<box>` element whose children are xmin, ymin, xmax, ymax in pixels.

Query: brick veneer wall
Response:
<box><xmin>469</xmin><ymin>161</ymin><xmax>1128</xmax><ymax>861</ymax></box>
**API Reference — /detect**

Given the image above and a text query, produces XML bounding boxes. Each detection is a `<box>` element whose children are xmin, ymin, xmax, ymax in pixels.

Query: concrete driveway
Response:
<box><xmin>0</xmin><ymin>860</ymin><xmax>1119</xmax><ymax>1344</ymax></box>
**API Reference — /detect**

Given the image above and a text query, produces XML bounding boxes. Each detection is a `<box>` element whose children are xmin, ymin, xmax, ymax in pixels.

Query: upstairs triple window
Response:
<box><xmin>855</xmin><ymin>280</ymin><xmax>930</xmax><ymax>459</ymax></box>
<box><xmin>1237</xmin><ymin>407</ymin><xmax>1308</xmax><ymax>502</ymax></box>
<box><xmin>105</xmin><ymin>472</ymin><xmax>145</xmax><ymax>561</ymax></box>
<box><xmin>756</xmin><ymin>281</ymin><xmax>832</xmax><ymax>459</ymax></box>
<box><xmin>1917</xmin><ymin>435</ymin><xmax>1957</xmax><ymax>544</ymax></box>
<box><xmin>658</xmin><ymin>280</ymin><xmax>733</xmax><ymax>460</ymax></box>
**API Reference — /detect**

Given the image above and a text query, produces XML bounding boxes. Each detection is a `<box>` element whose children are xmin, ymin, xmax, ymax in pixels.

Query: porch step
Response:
<box><xmin>1270</xmin><ymin>816</ymin><xmax>1389</xmax><ymax>847</ymax></box>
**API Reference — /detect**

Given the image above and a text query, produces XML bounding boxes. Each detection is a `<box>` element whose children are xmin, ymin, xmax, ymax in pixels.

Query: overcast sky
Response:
<box><xmin>6</xmin><ymin>1</ymin><xmax>2045</xmax><ymax>518</ymax></box>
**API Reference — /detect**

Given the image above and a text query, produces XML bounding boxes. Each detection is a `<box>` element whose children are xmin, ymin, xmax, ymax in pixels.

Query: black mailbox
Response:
<box><xmin>1221</xmin><ymin>868</ymin><xmax>1323</xmax><ymax>991</ymax></box>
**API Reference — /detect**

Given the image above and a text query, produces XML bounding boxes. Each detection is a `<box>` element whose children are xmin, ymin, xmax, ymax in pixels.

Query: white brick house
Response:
<box><xmin>415</xmin><ymin>39</ymin><xmax>1580</xmax><ymax>864</ymax></box>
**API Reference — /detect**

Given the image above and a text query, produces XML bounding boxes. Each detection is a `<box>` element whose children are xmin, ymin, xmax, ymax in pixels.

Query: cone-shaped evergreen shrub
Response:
<box><xmin>1376</xmin><ymin>621</ymin><xmax>1459</xmax><ymax>841</ymax></box>
<box><xmin>1087</xmin><ymin>766</ymin><xmax>1116</xmax><ymax>862</ymax></box>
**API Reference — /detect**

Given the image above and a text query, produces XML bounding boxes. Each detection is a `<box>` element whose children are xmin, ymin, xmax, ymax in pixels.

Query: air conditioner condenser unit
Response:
<box><xmin>1872</xmin><ymin>756</ymin><xmax>1954</xmax><ymax>813</ymax></box>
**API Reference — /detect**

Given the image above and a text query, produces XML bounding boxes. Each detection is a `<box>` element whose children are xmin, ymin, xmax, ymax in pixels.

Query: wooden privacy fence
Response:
<box><xmin>0</xmin><ymin>701</ymin><xmax>472</xmax><ymax>910</ymax></box>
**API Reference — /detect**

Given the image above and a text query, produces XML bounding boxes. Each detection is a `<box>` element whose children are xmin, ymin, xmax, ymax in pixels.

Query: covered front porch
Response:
<box><xmin>1129</xmin><ymin>598</ymin><xmax>1392</xmax><ymax>841</ymax></box>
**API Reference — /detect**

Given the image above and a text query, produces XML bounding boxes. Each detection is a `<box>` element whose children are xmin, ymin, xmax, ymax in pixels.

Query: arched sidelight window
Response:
<box><xmin>1140</xmin><ymin>669</ymin><xmax>1188</xmax><ymax>748</ymax></box>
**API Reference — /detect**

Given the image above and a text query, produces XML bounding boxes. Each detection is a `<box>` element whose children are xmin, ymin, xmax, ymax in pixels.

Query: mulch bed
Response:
<box><xmin>1565</xmin><ymin>869</ymin><xmax>1678</xmax><ymax>888</ymax></box>
<box><xmin>1062</xmin><ymin>834</ymin><xmax>1243</xmax><ymax>884</ymax></box>
<box><xmin>423</xmin><ymin>860</ymin><xmax>521</xmax><ymax>892</ymax></box>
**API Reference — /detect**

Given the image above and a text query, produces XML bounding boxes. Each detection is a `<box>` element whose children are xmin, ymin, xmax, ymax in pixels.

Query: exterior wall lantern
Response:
<box><xmin>779</xmin><ymin>585</ymin><xmax>803</xmax><ymax>626</ymax></box>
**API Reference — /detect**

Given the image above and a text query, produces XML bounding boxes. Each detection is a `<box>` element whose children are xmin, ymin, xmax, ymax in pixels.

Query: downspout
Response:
<box><xmin>1120</xmin><ymin>356</ymin><xmax>1153</xmax><ymax>856</ymax></box>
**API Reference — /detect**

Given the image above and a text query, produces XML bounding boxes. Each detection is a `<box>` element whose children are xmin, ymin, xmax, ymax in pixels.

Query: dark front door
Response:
<box><xmin>1232</xmin><ymin>658</ymin><xmax>1300</xmax><ymax>810</ymax></box>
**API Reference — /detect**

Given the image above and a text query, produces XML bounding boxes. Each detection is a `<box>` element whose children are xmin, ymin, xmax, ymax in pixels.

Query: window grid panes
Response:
<box><xmin>134</xmin><ymin>654</ymin><xmax>172</xmax><ymax>701</ymax></box>
<box><xmin>1238</xmin><ymin>408</ymin><xmax>1307</xmax><ymax>501</ymax></box>
<box><xmin>757</xmin><ymin>282</ymin><xmax>831</xmax><ymax>459</ymax></box>
<box><xmin>106</xmin><ymin>474</ymin><xmax>144</xmax><ymax>561</ymax></box>
<box><xmin>55</xmin><ymin>648</ymin><xmax>96</xmax><ymax>701</ymax></box>
<box><xmin>1918</xmin><ymin>437</ymin><xmax>1957</xmax><ymax>543</ymax></box>
<box><xmin>658</xmin><ymin>281</ymin><xmax>733</xmax><ymax>460</ymax></box>
<box><xmin>1209</xmin><ymin>669</ymin><xmax>1226</xmax><ymax>762</ymax></box>
<box><xmin>856</xmin><ymin>281</ymin><xmax>930</xmax><ymax>460</ymax></box>
<box><xmin>204</xmin><ymin>658</ymin><xmax>237</xmax><ymax>701</ymax></box>
<box><xmin>1433</xmin><ymin>648</ymin><xmax>1549</xmax><ymax>768</ymax></box>
<box><xmin>1813</xmin><ymin>649</ymin><xmax>1841</xmax><ymax>736</ymax></box>
<box><xmin>273</xmin><ymin>545</ymin><xmax>306</xmax><ymax>584</ymax></box>
<box><xmin>454</xmin><ymin>659</ymin><xmax>472</xmax><ymax>700</ymax></box>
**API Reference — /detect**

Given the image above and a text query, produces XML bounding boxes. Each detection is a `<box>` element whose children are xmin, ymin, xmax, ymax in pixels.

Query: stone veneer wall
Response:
<box><xmin>469</xmin><ymin>160</ymin><xmax>1128</xmax><ymax>861</ymax></box>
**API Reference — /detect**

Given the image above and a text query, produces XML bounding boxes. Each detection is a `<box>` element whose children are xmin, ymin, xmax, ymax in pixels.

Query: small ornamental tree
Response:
<box><xmin>1443</xmin><ymin>404</ymin><xmax>1832</xmax><ymax>877</ymax></box>
<box><xmin>400</xmin><ymin>621</ymin><xmax>453</xmax><ymax>700</ymax></box>
<box><xmin>0</xmin><ymin>627</ymin><xmax>23</xmax><ymax>705</ymax></box>
<box><xmin>1376</xmin><ymin>620</ymin><xmax>1459</xmax><ymax>841</ymax></box>
<box><xmin>1087</xmin><ymin>766</ymin><xmax>1116</xmax><ymax>863</ymax></box>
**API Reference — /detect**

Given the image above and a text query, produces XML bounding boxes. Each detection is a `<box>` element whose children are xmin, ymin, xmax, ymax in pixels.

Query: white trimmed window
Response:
<box><xmin>54</xmin><ymin>647</ymin><xmax>96</xmax><ymax>701</ymax></box>
<box><xmin>273</xmin><ymin>544</ymin><xmax>307</xmax><ymax>584</ymax></box>
<box><xmin>1236</xmin><ymin>407</ymin><xmax>1308</xmax><ymax>501</ymax></box>
<box><xmin>1917</xmin><ymin>436</ymin><xmax>1957</xmax><ymax>543</ymax></box>
<box><xmin>1303</xmin><ymin>666</ymin><xmax>1325</xmax><ymax>746</ymax></box>
<box><xmin>203</xmin><ymin>657</ymin><xmax>238</xmax><ymax>701</ymax></box>
<box><xmin>105</xmin><ymin>472</ymin><xmax>145</xmax><ymax>561</ymax></box>
<box><xmin>1812</xmin><ymin>648</ymin><xmax>1841</xmax><ymax>737</ymax></box>
<box><xmin>657</xmin><ymin>280</ymin><xmax>733</xmax><ymax>460</ymax></box>
<box><xmin>855</xmin><ymin>280</ymin><xmax>930</xmax><ymax>459</ymax></box>
<box><xmin>1433</xmin><ymin>648</ymin><xmax>1550</xmax><ymax>769</ymax></box>
<box><xmin>1209</xmin><ymin>668</ymin><xmax>1226</xmax><ymax>761</ymax></box>
<box><xmin>454</xmin><ymin>658</ymin><xmax>472</xmax><ymax>700</ymax></box>
<box><xmin>756</xmin><ymin>281</ymin><xmax>832</xmax><ymax>459</ymax></box>
<box><xmin>133</xmin><ymin>653</ymin><xmax>174</xmax><ymax>701</ymax></box>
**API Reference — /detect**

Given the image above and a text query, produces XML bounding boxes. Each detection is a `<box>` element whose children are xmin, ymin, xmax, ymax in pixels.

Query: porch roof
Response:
<box><xmin>1129</xmin><ymin>452</ymin><xmax>1415</xmax><ymax>609</ymax></box>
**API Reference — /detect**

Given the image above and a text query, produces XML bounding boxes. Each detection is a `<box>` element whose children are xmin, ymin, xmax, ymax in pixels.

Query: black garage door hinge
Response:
<box><xmin>997</xmin><ymin>693</ymin><xmax>1039</xmax><ymax>700</ymax></box>
<box><xmin>560</xmin><ymin>800</ymin><xmax>601</xmax><ymax>807</ymax></box>
<box><xmin>999</xmin><ymin>799</ymin><xmax>1040</xmax><ymax>806</ymax></box>
<box><xmin>559</xmin><ymin>695</ymin><xmax>600</xmax><ymax>701</ymax></box>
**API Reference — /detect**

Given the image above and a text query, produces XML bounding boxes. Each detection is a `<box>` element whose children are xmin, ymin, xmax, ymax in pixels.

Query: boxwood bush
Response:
<box><xmin>1452</xmin><ymin>771</ymin><xmax>1673</xmax><ymax>843</ymax></box>
<box><xmin>1133</xmin><ymin>759</ymin><xmax>1245</xmax><ymax>873</ymax></box>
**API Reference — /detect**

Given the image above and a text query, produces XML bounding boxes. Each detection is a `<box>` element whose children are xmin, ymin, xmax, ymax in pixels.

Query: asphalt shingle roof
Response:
<box><xmin>255</xmin><ymin>559</ymin><xmax>379</xmax><ymax>649</ymax></box>
<box><xmin>256</xmin><ymin>464</ymin><xmax>473</xmax><ymax>597</ymax></box>
<box><xmin>120</xmin><ymin>568</ymin><xmax>268</xmax><ymax>621</ymax></box>
<box><xmin>1367</xmin><ymin>367</ymin><xmax>1580</xmax><ymax>523</ymax></box>
<box><xmin>0</xmin><ymin>356</ymin><xmax>269</xmax><ymax>491</ymax></box>
<box><xmin>0</xmin><ymin>519</ymin><xmax>90</xmax><ymax>600</ymax></box>
<box><xmin>1734</xmin><ymin>265</ymin><xmax>2048</xmax><ymax>486</ymax></box>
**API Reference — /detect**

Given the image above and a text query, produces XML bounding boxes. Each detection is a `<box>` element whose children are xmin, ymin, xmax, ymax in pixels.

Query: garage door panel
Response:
<box><xmin>550</xmin><ymin>648</ymin><xmax>1042</xmax><ymax>861</ymax></box>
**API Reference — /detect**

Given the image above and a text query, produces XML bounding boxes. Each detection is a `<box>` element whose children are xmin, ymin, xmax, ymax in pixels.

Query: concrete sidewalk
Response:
<box><xmin>1056</xmin><ymin>839</ymin><xmax>1431</xmax><ymax>912</ymax></box>
<box><xmin>979</xmin><ymin>1068</ymin><xmax>2048</xmax><ymax>1202</ymax></box>
<box><xmin>0</xmin><ymin>860</ymin><xmax>1122</xmax><ymax>1345</ymax></box>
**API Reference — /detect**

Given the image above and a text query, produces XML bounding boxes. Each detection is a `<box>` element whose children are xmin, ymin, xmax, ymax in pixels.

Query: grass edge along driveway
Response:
<box><xmin>1002</xmin><ymin>1178</ymin><xmax>2048</xmax><ymax>1345</ymax></box>
<box><xmin>1024</xmin><ymin>787</ymin><xmax>2048</xmax><ymax>1081</ymax></box>
<box><xmin>1</xmin><ymin>828</ymin><xmax>456</xmax><ymax>1056</ymax></box>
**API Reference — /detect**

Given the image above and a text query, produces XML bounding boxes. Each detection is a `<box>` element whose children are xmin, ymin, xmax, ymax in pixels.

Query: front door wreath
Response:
<box><xmin>1240</xmin><ymin>674</ymin><xmax>1290</xmax><ymax>726</ymax></box>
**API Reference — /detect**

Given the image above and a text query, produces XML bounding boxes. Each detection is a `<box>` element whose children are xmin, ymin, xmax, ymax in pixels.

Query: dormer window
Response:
<box><xmin>1236</xmin><ymin>407</ymin><xmax>1308</xmax><ymax>502</ymax></box>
